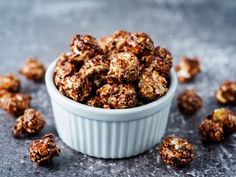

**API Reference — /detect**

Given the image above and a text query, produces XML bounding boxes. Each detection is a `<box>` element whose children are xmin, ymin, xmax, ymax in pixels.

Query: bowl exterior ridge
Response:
<box><xmin>52</xmin><ymin>99</ymin><xmax>171</xmax><ymax>158</ymax></box>
<box><xmin>46</xmin><ymin>61</ymin><xmax>177</xmax><ymax>158</ymax></box>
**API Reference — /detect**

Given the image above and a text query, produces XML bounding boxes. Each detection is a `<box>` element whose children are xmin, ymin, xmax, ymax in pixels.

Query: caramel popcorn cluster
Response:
<box><xmin>0</xmin><ymin>74</ymin><xmax>21</xmax><ymax>92</ymax></box>
<box><xmin>126</xmin><ymin>32</ymin><xmax>155</xmax><ymax>57</ymax></box>
<box><xmin>198</xmin><ymin>108</ymin><xmax>236</xmax><ymax>142</ymax></box>
<box><xmin>98</xmin><ymin>30</ymin><xmax>130</xmax><ymax>55</ymax></box>
<box><xmin>12</xmin><ymin>108</ymin><xmax>45</xmax><ymax>138</ymax></box>
<box><xmin>29</xmin><ymin>134</ymin><xmax>61</xmax><ymax>165</ymax></box>
<box><xmin>159</xmin><ymin>135</ymin><xmax>194</xmax><ymax>167</ymax></box>
<box><xmin>177</xmin><ymin>89</ymin><xmax>203</xmax><ymax>115</ymax></box>
<box><xmin>107</xmin><ymin>52</ymin><xmax>140</xmax><ymax>83</ymax></box>
<box><xmin>19</xmin><ymin>58</ymin><xmax>46</xmax><ymax>82</ymax></box>
<box><xmin>96</xmin><ymin>83</ymin><xmax>137</xmax><ymax>109</ymax></box>
<box><xmin>143</xmin><ymin>53</ymin><xmax>171</xmax><ymax>78</ymax></box>
<box><xmin>70</xmin><ymin>34</ymin><xmax>103</xmax><ymax>63</ymax></box>
<box><xmin>0</xmin><ymin>92</ymin><xmax>31</xmax><ymax>116</ymax></box>
<box><xmin>139</xmin><ymin>70</ymin><xmax>168</xmax><ymax>101</ymax></box>
<box><xmin>216</xmin><ymin>81</ymin><xmax>236</xmax><ymax>104</ymax></box>
<box><xmin>175</xmin><ymin>57</ymin><xmax>201</xmax><ymax>83</ymax></box>
<box><xmin>54</xmin><ymin>31</ymin><xmax>173</xmax><ymax>108</ymax></box>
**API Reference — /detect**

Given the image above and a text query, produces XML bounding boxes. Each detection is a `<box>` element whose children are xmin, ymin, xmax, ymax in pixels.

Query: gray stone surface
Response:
<box><xmin>0</xmin><ymin>0</ymin><xmax>236</xmax><ymax>176</ymax></box>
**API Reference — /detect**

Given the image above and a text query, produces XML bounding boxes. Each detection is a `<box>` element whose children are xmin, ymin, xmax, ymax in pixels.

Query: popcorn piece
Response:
<box><xmin>70</xmin><ymin>34</ymin><xmax>103</xmax><ymax>63</ymax></box>
<box><xmin>54</xmin><ymin>53</ymin><xmax>77</xmax><ymax>78</ymax></box>
<box><xmin>107</xmin><ymin>52</ymin><xmax>140</xmax><ymax>83</ymax></box>
<box><xmin>78</xmin><ymin>55</ymin><xmax>109</xmax><ymax>91</ymax></box>
<box><xmin>111</xmin><ymin>30</ymin><xmax>131</xmax><ymax>52</ymax></box>
<box><xmin>98</xmin><ymin>36</ymin><xmax>113</xmax><ymax>54</ymax></box>
<box><xmin>29</xmin><ymin>134</ymin><xmax>60</xmax><ymax>165</ymax></box>
<box><xmin>155</xmin><ymin>46</ymin><xmax>172</xmax><ymax>65</ymax></box>
<box><xmin>175</xmin><ymin>57</ymin><xmax>201</xmax><ymax>83</ymax></box>
<box><xmin>216</xmin><ymin>81</ymin><xmax>236</xmax><ymax>104</ymax></box>
<box><xmin>54</xmin><ymin>53</ymin><xmax>77</xmax><ymax>93</ymax></box>
<box><xmin>155</xmin><ymin>46</ymin><xmax>173</xmax><ymax>71</ymax></box>
<box><xmin>143</xmin><ymin>55</ymin><xmax>171</xmax><ymax>78</ymax></box>
<box><xmin>211</xmin><ymin>108</ymin><xmax>236</xmax><ymax>133</ymax></box>
<box><xmin>78</xmin><ymin>55</ymin><xmax>110</xmax><ymax>78</ymax></box>
<box><xmin>159</xmin><ymin>135</ymin><xmax>194</xmax><ymax>167</ymax></box>
<box><xmin>198</xmin><ymin>108</ymin><xmax>236</xmax><ymax>142</ymax></box>
<box><xmin>126</xmin><ymin>32</ymin><xmax>155</xmax><ymax>57</ymax></box>
<box><xmin>86</xmin><ymin>96</ymin><xmax>106</xmax><ymax>108</ymax></box>
<box><xmin>177</xmin><ymin>89</ymin><xmax>203</xmax><ymax>115</ymax></box>
<box><xmin>0</xmin><ymin>92</ymin><xmax>31</xmax><ymax>117</ymax></box>
<box><xmin>61</xmin><ymin>73</ymin><xmax>92</xmax><ymax>102</ymax></box>
<box><xmin>198</xmin><ymin>117</ymin><xmax>224</xmax><ymax>142</ymax></box>
<box><xmin>97</xmin><ymin>83</ymin><xmax>137</xmax><ymax>109</ymax></box>
<box><xmin>12</xmin><ymin>108</ymin><xmax>45</xmax><ymax>138</ymax></box>
<box><xmin>98</xmin><ymin>30</ymin><xmax>131</xmax><ymax>54</ymax></box>
<box><xmin>0</xmin><ymin>74</ymin><xmax>21</xmax><ymax>92</ymax></box>
<box><xmin>19</xmin><ymin>58</ymin><xmax>46</xmax><ymax>82</ymax></box>
<box><xmin>138</xmin><ymin>70</ymin><xmax>168</xmax><ymax>101</ymax></box>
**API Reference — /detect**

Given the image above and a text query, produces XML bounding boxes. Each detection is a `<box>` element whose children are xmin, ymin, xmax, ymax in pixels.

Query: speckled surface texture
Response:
<box><xmin>0</xmin><ymin>0</ymin><xmax>236</xmax><ymax>176</ymax></box>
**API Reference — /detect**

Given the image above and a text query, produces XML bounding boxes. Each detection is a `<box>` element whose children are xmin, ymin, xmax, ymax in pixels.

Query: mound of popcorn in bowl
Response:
<box><xmin>54</xmin><ymin>30</ymin><xmax>173</xmax><ymax>109</ymax></box>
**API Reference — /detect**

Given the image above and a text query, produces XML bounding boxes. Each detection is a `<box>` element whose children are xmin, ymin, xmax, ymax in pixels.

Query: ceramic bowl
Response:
<box><xmin>45</xmin><ymin>61</ymin><xmax>178</xmax><ymax>158</ymax></box>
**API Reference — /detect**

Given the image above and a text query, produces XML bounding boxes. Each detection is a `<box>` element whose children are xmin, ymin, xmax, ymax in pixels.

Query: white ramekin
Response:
<box><xmin>45</xmin><ymin>61</ymin><xmax>178</xmax><ymax>159</ymax></box>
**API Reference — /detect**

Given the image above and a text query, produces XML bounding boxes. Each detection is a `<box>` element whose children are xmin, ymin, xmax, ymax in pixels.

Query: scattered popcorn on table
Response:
<box><xmin>199</xmin><ymin>108</ymin><xmax>236</xmax><ymax>142</ymax></box>
<box><xmin>0</xmin><ymin>92</ymin><xmax>31</xmax><ymax>117</ymax></box>
<box><xmin>29</xmin><ymin>134</ymin><xmax>60</xmax><ymax>165</ymax></box>
<box><xmin>216</xmin><ymin>81</ymin><xmax>236</xmax><ymax>104</ymax></box>
<box><xmin>19</xmin><ymin>58</ymin><xmax>46</xmax><ymax>82</ymax></box>
<box><xmin>12</xmin><ymin>108</ymin><xmax>45</xmax><ymax>138</ymax></box>
<box><xmin>159</xmin><ymin>135</ymin><xmax>194</xmax><ymax>167</ymax></box>
<box><xmin>177</xmin><ymin>89</ymin><xmax>203</xmax><ymax>115</ymax></box>
<box><xmin>175</xmin><ymin>57</ymin><xmax>201</xmax><ymax>83</ymax></box>
<box><xmin>0</xmin><ymin>74</ymin><xmax>21</xmax><ymax>92</ymax></box>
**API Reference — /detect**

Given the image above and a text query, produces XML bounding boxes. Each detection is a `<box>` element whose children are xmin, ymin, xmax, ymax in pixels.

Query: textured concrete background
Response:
<box><xmin>0</xmin><ymin>0</ymin><xmax>236</xmax><ymax>176</ymax></box>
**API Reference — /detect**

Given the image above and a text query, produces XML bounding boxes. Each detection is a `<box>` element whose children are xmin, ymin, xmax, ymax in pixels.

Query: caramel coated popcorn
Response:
<box><xmin>0</xmin><ymin>74</ymin><xmax>21</xmax><ymax>92</ymax></box>
<box><xmin>87</xmin><ymin>96</ymin><xmax>106</xmax><ymax>108</ymax></box>
<box><xmin>155</xmin><ymin>46</ymin><xmax>173</xmax><ymax>70</ymax></box>
<box><xmin>70</xmin><ymin>34</ymin><xmax>103</xmax><ymax>63</ymax></box>
<box><xmin>216</xmin><ymin>81</ymin><xmax>236</xmax><ymax>104</ymax></box>
<box><xmin>98</xmin><ymin>30</ymin><xmax>130</xmax><ymax>55</ymax></box>
<box><xmin>98</xmin><ymin>36</ymin><xmax>113</xmax><ymax>54</ymax></box>
<box><xmin>12</xmin><ymin>108</ymin><xmax>45</xmax><ymax>138</ymax></box>
<box><xmin>138</xmin><ymin>70</ymin><xmax>168</xmax><ymax>101</ymax></box>
<box><xmin>175</xmin><ymin>57</ymin><xmax>201</xmax><ymax>83</ymax></box>
<box><xmin>127</xmin><ymin>32</ymin><xmax>155</xmax><ymax>57</ymax></box>
<box><xmin>60</xmin><ymin>73</ymin><xmax>92</xmax><ymax>102</ymax></box>
<box><xmin>97</xmin><ymin>83</ymin><xmax>137</xmax><ymax>109</ymax></box>
<box><xmin>199</xmin><ymin>117</ymin><xmax>224</xmax><ymax>142</ymax></box>
<box><xmin>19</xmin><ymin>58</ymin><xmax>46</xmax><ymax>82</ymax></box>
<box><xmin>54</xmin><ymin>53</ymin><xmax>77</xmax><ymax>92</ymax></box>
<box><xmin>107</xmin><ymin>52</ymin><xmax>140</xmax><ymax>83</ymax></box>
<box><xmin>144</xmin><ymin>55</ymin><xmax>171</xmax><ymax>78</ymax></box>
<box><xmin>199</xmin><ymin>108</ymin><xmax>236</xmax><ymax>142</ymax></box>
<box><xmin>29</xmin><ymin>134</ymin><xmax>60</xmax><ymax>165</ymax></box>
<box><xmin>159</xmin><ymin>135</ymin><xmax>194</xmax><ymax>167</ymax></box>
<box><xmin>54</xmin><ymin>53</ymin><xmax>77</xmax><ymax>78</ymax></box>
<box><xmin>54</xmin><ymin>31</ymin><xmax>173</xmax><ymax>108</ymax></box>
<box><xmin>177</xmin><ymin>89</ymin><xmax>203</xmax><ymax>115</ymax></box>
<box><xmin>78</xmin><ymin>55</ymin><xmax>110</xmax><ymax>78</ymax></box>
<box><xmin>0</xmin><ymin>92</ymin><xmax>31</xmax><ymax>116</ymax></box>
